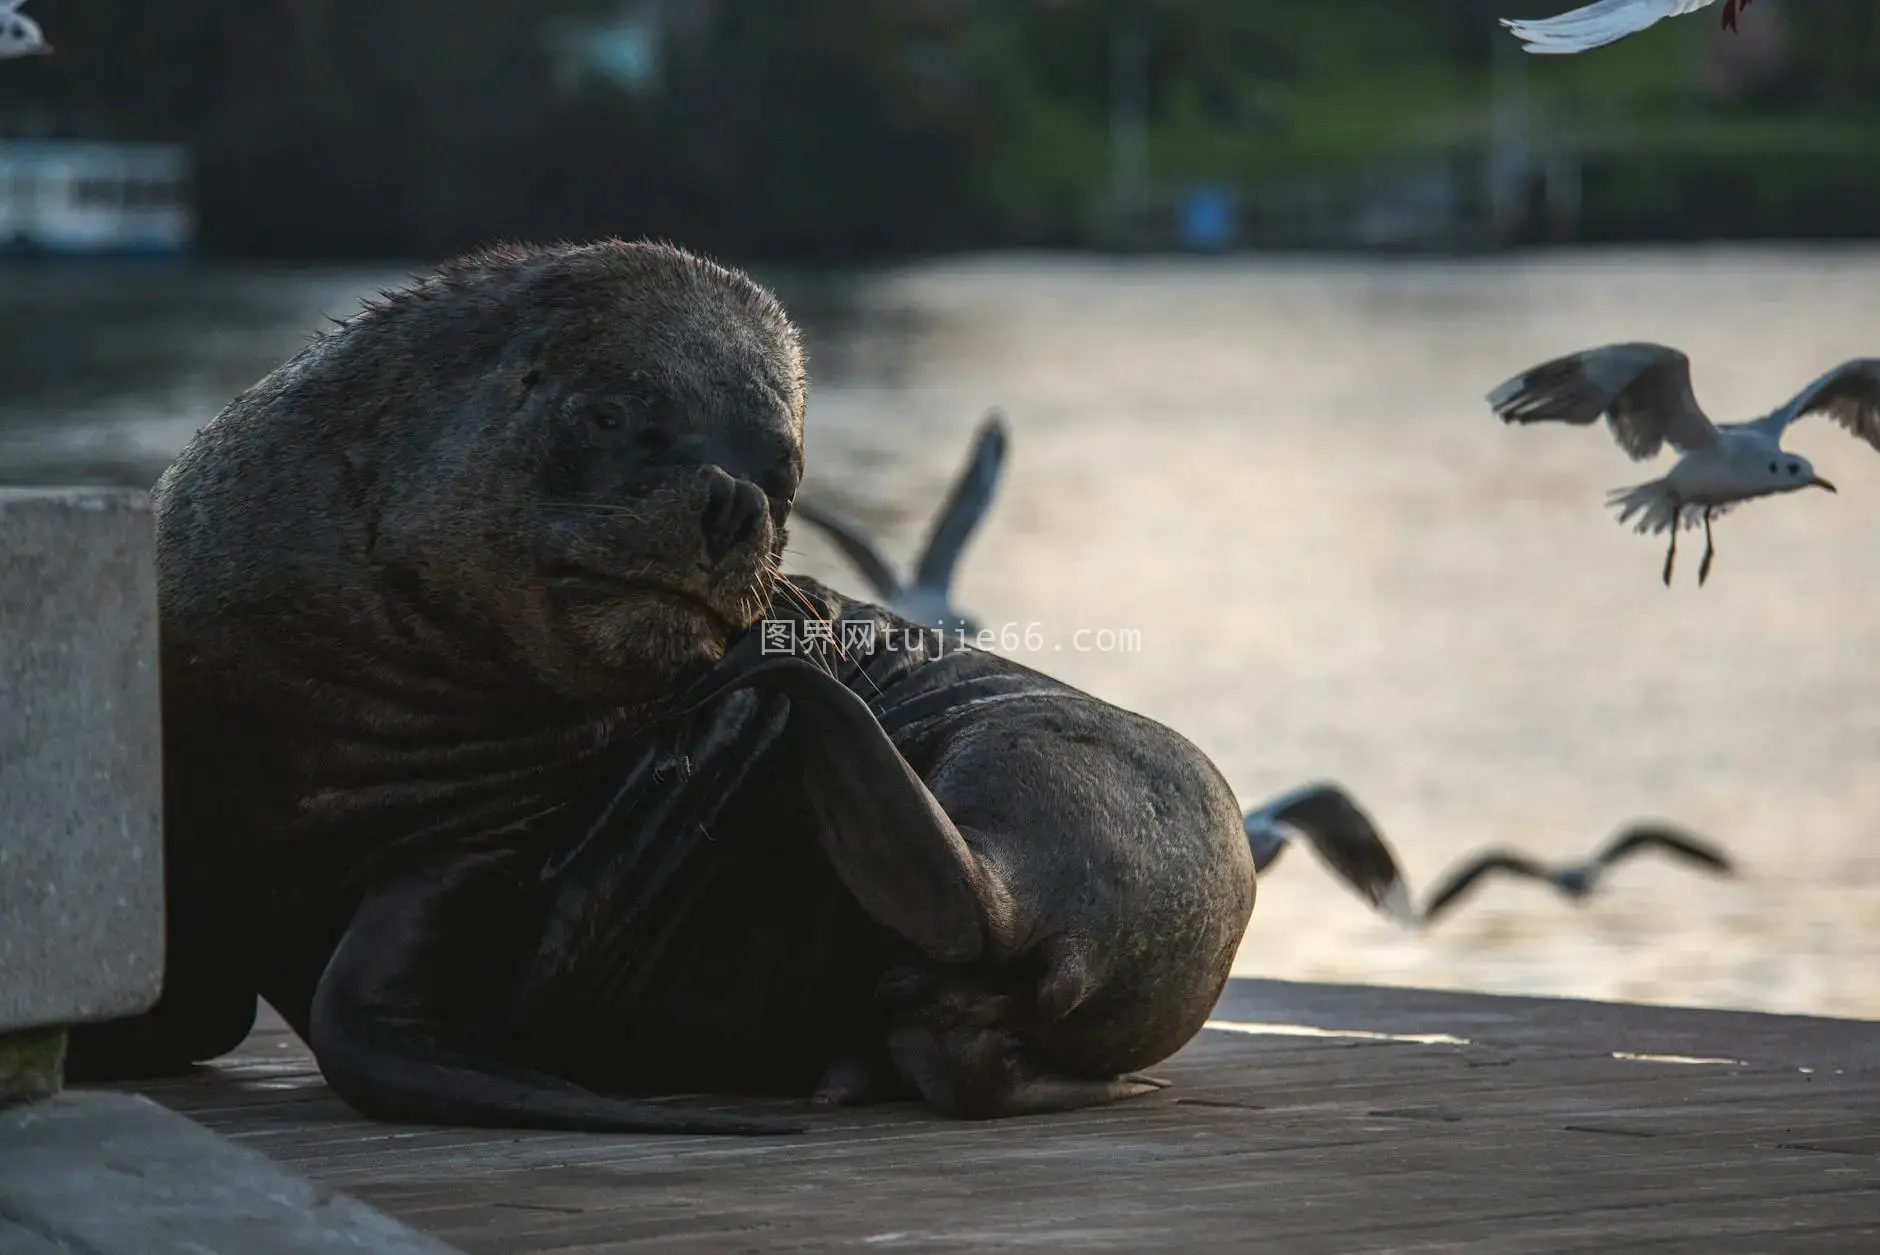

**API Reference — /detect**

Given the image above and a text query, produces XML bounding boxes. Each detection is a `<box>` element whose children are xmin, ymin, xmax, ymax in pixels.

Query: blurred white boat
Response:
<box><xmin>0</xmin><ymin>140</ymin><xmax>194</xmax><ymax>257</ymax></box>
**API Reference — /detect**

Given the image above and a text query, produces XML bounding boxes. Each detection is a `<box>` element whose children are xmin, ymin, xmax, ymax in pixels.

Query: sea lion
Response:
<box><xmin>64</xmin><ymin>239</ymin><xmax>1256</xmax><ymax>1134</ymax></box>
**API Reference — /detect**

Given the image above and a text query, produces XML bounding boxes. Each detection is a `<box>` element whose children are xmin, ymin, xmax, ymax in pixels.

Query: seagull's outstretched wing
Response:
<box><xmin>1487</xmin><ymin>342</ymin><xmax>1721</xmax><ymax>459</ymax></box>
<box><xmin>1246</xmin><ymin>782</ymin><xmax>1417</xmax><ymax>926</ymax></box>
<box><xmin>791</xmin><ymin>501</ymin><xmax>904</xmax><ymax>603</ymax></box>
<box><xmin>1501</xmin><ymin>0</ymin><xmax>1719</xmax><ymax>55</ymax></box>
<box><xmin>1748</xmin><ymin>359</ymin><xmax>1880</xmax><ymax>453</ymax></box>
<box><xmin>1421</xmin><ymin>851</ymin><xmax>1555</xmax><ymax>923</ymax></box>
<box><xmin>1594</xmin><ymin>822</ymin><xmax>1736</xmax><ymax>875</ymax></box>
<box><xmin>1240</xmin><ymin>813</ymin><xmax>1290</xmax><ymax>874</ymax></box>
<box><xmin>912</xmin><ymin>410</ymin><xmax>1009</xmax><ymax>596</ymax></box>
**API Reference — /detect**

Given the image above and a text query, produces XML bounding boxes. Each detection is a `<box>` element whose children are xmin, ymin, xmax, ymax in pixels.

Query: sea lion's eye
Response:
<box><xmin>1789</xmin><ymin>463</ymin><xmax>1800</xmax><ymax>475</ymax></box>
<box><xmin>589</xmin><ymin>401</ymin><xmax>625</xmax><ymax>432</ymax></box>
<box><xmin>1769</xmin><ymin>462</ymin><xmax>1778</xmax><ymax>473</ymax></box>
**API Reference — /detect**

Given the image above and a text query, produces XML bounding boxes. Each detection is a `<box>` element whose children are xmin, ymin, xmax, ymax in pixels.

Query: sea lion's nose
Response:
<box><xmin>701</xmin><ymin>468</ymin><xmax>768</xmax><ymax>567</ymax></box>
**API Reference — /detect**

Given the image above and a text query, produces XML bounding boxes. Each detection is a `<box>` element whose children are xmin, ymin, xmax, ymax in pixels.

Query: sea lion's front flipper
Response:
<box><xmin>308</xmin><ymin>859</ymin><xmax>801</xmax><ymax>1137</ymax></box>
<box><xmin>64</xmin><ymin>832</ymin><xmax>260</xmax><ymax>1080</ymax></box>
<box><xmin>670</xmin><ymin>654</ymin><xmax>1006</xmax><ymax>964</ymax></box>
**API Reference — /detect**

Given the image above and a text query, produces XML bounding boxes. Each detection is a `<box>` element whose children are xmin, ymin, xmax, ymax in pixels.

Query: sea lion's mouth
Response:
<box><xmin>546</xmin><ymin>567</ymin><xmax>737</xmax><ymax>629</ymax></box>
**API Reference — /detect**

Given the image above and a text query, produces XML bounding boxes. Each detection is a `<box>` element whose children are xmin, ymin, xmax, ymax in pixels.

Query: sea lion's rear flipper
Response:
<box><xmin>971</xmin><ymin>1073</ymin><xmax>1166</xmax><ymax>1119</ymax></box>
<box><xmin>669</xmin><ymin>654</ymin><xmax>1008</xmax><ymax>965</ymax></box>
<box><xmin>308</xmin><ymin>861</ymin><xmax>801</xmax><ymax>1137</ymax></box>
<box><xmin>886</xmin><ymin>998</ymin><xmax>1165</xmax><ymax>1119</ymax></box>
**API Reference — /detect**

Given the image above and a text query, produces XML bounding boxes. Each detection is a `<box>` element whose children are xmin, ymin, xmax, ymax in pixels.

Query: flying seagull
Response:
<box><xmin>1487</xmin><ymin>345</ymin><xmax>1880</xmax><ymax>586</ymax></box>
<box><xmin>1501</xmin><ymin>0</ymin><xmax>1750</xmax><ymax>55</ymax></box>
<box><xmin>0</xmin><ymin>1</ymin><xmax>50</xmax><ymax>58</ymax></box>
<box><xmin>792</xmin><ymin>408</ymin><xmax>1008</xmax><ymax>635</ymax></box>
<box><xmin>1242</xmin><ymin>782</ymin><xmax>1418</xmax><ymax>926</ymax></box>
<box><xmin>1420</xmin><ymin>822</ymin><xmax>1736</xmax><ymax>924</ymax></box>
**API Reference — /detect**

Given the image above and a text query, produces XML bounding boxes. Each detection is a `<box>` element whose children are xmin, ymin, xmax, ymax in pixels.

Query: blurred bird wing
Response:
<box><xmin>1747</xmin><ymin>358</ymin><xmax>1880</xmax><ymax>453</ymax></box>
<box><xmin>1501</xmin><ymin>0</ymin><xmax>1719</xmax><ymax>54</ymax></box>
<box><xmin>1254</xmin><ymin>781</ymin><xmax>1416</xmax><ymax>924</ymax></box>
<box><xmin>912</xmin><ymin>409</ymin><xmax>1009</xmax><ymax>595</ymax></box>
<box><xmin>1487</xmin><ymin>342</ymin><xmax>1720</xmax><ymax>459</ymax></box>
<box><xmin>791</xmin><ymin>501</ymin><xmax>905</xmax><ymax>603</ymax></box>
<box><xmin>1421</xmin><ymin>851</ymin><xmax>1554</xmax><ymax>922</ymax></box>
<box><xmin>1240</xmin><ymin>812</ymin><xmax>1289</xmax><ymax>873</ymax></box>
<box><xmin>1596</xmin><ymin>823</ymin><xmax>1736</xmax><ymax>874</ymax></box>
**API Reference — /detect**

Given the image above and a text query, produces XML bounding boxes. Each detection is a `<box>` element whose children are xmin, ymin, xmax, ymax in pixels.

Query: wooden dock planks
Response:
<box><xmin>84</xmin><ymin>978</ymin><xmax>1880</xmax><ymax>1254</ymax></box>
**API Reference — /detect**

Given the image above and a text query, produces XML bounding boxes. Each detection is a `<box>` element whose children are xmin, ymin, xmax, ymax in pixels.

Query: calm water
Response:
<box><xmin>5</xmin><ymin>247</ymin><xmax>1878</xmax><ymax>1020</ymax></box>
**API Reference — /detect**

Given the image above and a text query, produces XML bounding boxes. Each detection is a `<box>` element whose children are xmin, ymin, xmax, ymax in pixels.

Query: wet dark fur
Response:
<box><xmin>65</xmin><ymin>240</ymin><xmax>1255</xmax><ymax>1132</ymax></box>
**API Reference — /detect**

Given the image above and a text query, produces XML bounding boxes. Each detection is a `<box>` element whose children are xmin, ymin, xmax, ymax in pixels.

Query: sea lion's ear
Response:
<box><xmin>498</xmin><ymin>325</ymin><xmax>554</xmax><ymax>395</ymax></box>
<box><xmin>513</xmin><ymin>358</ymin><xmax>572</xmax><ymax>416</ymax></box>
<box><xmin>514</xmin><ymin>348</ymin><xmax>553</xmax><ymax>394</ymax></box>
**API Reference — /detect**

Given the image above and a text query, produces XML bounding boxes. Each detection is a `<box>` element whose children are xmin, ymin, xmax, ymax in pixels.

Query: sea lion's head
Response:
<box><xmin>158</xmin><ymin>239</ymin><xmax>807</xmax><ymax>711</ymax></box>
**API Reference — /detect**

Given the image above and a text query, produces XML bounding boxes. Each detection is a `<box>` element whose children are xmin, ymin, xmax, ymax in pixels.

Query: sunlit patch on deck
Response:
<box><xmin>1610</xmin><ymin>1050</ymin><xmax>1746</xmax><ymax>1066</ymax></box>
<box><xmin>1203</xmin><ymin>1019</ymin><xmax>1472</xmax><ymax>1046</ymax></box>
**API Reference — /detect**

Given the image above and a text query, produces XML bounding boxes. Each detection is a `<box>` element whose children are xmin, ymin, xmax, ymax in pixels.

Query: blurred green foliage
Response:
<box><xmin>0</xmin><ymin>1</ymin><xmax>1875</xmax><ymax>258</ymax></box>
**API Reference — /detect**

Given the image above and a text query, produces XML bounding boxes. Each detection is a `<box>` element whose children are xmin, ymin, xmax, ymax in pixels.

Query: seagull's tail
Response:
<box><xmin>1606</xmin><ymin>477</ymin><xmax>1693</xmax><ymax>536</ymax></box>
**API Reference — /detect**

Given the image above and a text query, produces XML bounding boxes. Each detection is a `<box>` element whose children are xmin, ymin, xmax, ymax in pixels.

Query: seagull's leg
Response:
<box><xmin>1662</xmin><ymin>516</ymin><xmax>1679</xmax><ymax>587</ymax></box>
<box><xmin>1721</xmin><ymin>0</ymin><xmax>1739</xmax><ymax>32</ymax></box>
<box><xmin>1698</xmin><ymin>507</ymin><xmax>1717</xmax><ymax>587</ymax></box>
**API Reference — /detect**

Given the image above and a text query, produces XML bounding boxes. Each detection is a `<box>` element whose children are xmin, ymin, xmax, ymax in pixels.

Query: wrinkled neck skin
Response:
<box><xmin>168</xmin><ymin>570</ymin><xmax>735</xmax><ymax>876</ymax></box>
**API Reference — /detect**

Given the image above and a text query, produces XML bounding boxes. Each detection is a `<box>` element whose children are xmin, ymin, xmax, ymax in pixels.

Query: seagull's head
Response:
<box><xmin>1761</xmin><ymin>452</ymin><xmax>1836</xmax><ymax>497</ymax></box>
<box><xmin>0</xmin><ymin>9</ymin><xmax>50</xmax><ymax>59</ymax></box>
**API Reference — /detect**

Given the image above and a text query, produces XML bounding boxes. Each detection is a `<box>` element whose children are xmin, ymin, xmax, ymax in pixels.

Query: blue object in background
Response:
<box><xmin>1178</xmin><ymin>185</ymin><xmax>1235</xmax><ymax>251</ymax></box>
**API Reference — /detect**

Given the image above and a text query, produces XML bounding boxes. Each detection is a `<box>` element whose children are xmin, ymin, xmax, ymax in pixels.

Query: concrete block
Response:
<box><xmin>0</xmin><ymin>488</ymin><xmax>163</xmax><ymax>1035</ymax></box>
<box><xmin>0</xmin><ymin>1092</ymin><xmax>465</xmax><ymax>1254</ymax></box>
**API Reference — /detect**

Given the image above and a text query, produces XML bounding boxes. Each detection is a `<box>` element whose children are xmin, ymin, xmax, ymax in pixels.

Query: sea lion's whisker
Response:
<box><xmin>767</xmin><ymin>567</ymin><xmax>819</xmax><ymax>616</ymax></box>
<box><xmin>766</xmin><ymin>567</ymin><xmax>827</xmax><ymax>628</ymax></box>
<box><xmin>767</xmin><ymin>566</ymin><xmax>821</xmax><ymax>625</ymax></box>
<box><xmin>769</xmin><ymin>572</ymin><xmax>886</xmax><ymax>700</ymax></box>
<box><xmin>744</xmin><ymin>563</ymin><xmax>783</xmax><ymax>626</ymax></box>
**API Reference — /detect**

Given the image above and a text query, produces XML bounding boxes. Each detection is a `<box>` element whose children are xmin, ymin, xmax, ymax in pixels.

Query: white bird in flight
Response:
<box><xmin>1241</xmin><ymin>781</ymin><xmax>1418</xmax><ymax>926</ymax></box>
<box><xmin>792</xmin><ymin>409</ymin><xmax>1007</xmax><ymax>635</ymax></box>
<box><xmin>0</xmin><ymin>1</ymin><xmax>51</xmax><ymax>59</ymax></box>
<box><xmin>1501</xmin><ymin>0</ymin><xmax>1750</xmax><ymax>55</ymax></box>
<box><xmin>1420</xmin><ymin>822</ymin><xmax>1736</xmax><ymax>925</ymax></box>
<box><xmin>1488</xmin><ymin>345</ymin><xmax>1880</xmax><ymax>586</ymax></box>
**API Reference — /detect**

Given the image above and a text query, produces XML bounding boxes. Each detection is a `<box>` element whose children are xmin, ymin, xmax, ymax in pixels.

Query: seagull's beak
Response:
<box><xmin>1812</xmin><ymin>476</ymin><xmax>1838</xmax><ymax>494</ymax></box>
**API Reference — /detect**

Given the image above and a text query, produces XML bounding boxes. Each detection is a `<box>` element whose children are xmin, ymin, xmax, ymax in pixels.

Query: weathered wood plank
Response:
<box><xmin>1214</xmin><ymin>980</ymin><xmax>1880</xmax><ymax>1073</ymax></box>
<box><xmin>74</xmin><ymin>979</ymin><xmax>1880</xmax><ymax>1254</ymax></box>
